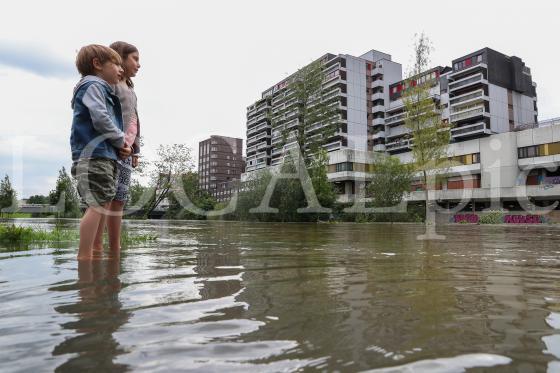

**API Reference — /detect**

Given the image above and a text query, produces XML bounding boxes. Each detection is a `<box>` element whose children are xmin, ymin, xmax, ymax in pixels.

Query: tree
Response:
<box><xmin>166</xmin><ymin>171</ymin><xmax>216</xmax><ymax>219</ymax></box>
<box><xmin>272</xmin><ymin>59</ymin><xmax>342</xmax><ymax>166</ymax></box>
<box><xmin>0</xmin><ymin>174</ymin><xmax>17</xmax><ymax>216</ymax></box>
<box><xmin>49</xmin><ymin>167</ymin><xmax>81</xmax><ymax>218</ymax></box>
<box><xmin>232</xmin><ymin>169</ymin><xmax>273</xmax><ymax>222</ymax></box>
<box><xmin>27</xmin><ymin>195</ymin><xmax>50</xmax><ymax>204</ymax></box>
<box><xmin>402</xmin><ymin>33</ymin><xmax>451</xmax><ymax>239</ymax></box>
<box><xmin>308</xmin><ymin>148</ymin><xmax>337</xmax><ymax>216</ymax></box>
<box><xmin>367</xmin><ymin>154</ymin><xmax>413</xmax><ymax>222</ymax></box>
<box><xmin>144</xmin><ymin>144</ymin><xmax>194</xmax><ymax>217</ymax></box>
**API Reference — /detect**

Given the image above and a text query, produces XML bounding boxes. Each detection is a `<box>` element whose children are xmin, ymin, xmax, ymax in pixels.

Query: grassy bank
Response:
<box><xmin>0</xmin><ymin>224</ymin><xmax>157</xmax><ymax>252</ymax></box>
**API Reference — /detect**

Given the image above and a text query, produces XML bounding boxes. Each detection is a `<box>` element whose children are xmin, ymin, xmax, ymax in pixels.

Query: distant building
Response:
<box><xmin>198</xmin><ymin>135</ymin><xmax>244</xmax><ymax>202</ymax></box>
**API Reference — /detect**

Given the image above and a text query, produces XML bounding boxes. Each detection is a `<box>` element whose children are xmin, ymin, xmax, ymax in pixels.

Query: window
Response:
<box><xmin>211</xmin><ymin>146</ymin><xmax>218</xmax><ymax>151</ymax></box>
<box><xmin>335</xmin><ymin>162</ymin><xmax>353</xmax><ymax>172</ymax></box>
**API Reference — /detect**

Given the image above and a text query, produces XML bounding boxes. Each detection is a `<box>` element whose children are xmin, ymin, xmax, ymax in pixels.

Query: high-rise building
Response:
<box><xmin>245</xmin><ymin>50</ymin><xmax>402</xmax><ymax>173</ymax></box>
<box><xmin>198</xmin><ymin>136</ymin><xmax>244</xmax><ymax>201</ymax></box>
<box><xmin>384</xmin><ymin>48</ymin><xmax>538</xmax><ymax>154</ymax></box>
<box><xmin>244</xmin><ymin>47</ymin><xmax>542</xmax><ymax>206</ymax></box>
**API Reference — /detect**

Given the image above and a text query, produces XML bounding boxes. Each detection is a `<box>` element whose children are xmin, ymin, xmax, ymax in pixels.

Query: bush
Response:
<box><xmin>479</xmin><ymin>211</ymin><xmax>504</xmax><ymax>224</ymax></box>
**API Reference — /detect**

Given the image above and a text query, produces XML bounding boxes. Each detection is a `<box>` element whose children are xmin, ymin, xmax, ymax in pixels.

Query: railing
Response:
<box><xmin>451</xmin><ymin>123</ymin><xmax>486</xmax><ymax>137</ymax></box>
<box><xmin>450</xmin><ymin>90</ymin><xmax>485</xmax><ymax>106</ymax></box>
<box><xmin>451</xmin><ymin>102</ymin><xmax>485</xmax><ymax>115</ymax></box>
<box><xmin>385</xmin><ymin>112</ymin><xmax>406</xmax><ymax>125</ymax></box>
<box><xmin>386</xmin><ymin>140</ymin><xmax>410</xmax><ymax>151</ymax></box>
<box><xmin>449</xmin><ymin>74</ymin><xmax>484</xmax><ymax>91</ymax></box>
<box><xmin>450</xmin><ymin>107</ymin><xmax>484</xmax><ymax>122</ymax></box>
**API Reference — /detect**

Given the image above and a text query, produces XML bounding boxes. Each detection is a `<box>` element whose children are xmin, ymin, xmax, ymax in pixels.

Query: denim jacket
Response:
<box><xmin>70</xmin><ymin>76</ymin><xmax>125</xmax><ymax>161</ymax></box>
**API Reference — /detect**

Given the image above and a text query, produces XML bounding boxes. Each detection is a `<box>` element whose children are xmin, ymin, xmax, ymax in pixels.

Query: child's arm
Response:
<box><xmin>82</xmin><ymin>84</ymin><xmax>125</xmax><ymax>148</ymax></box>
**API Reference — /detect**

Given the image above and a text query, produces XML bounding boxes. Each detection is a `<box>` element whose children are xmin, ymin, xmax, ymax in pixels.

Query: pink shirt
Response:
<box><xmin>125</xmin><ymin>115</ymin><xmax>138</xmax><ymax>148</ymax></box>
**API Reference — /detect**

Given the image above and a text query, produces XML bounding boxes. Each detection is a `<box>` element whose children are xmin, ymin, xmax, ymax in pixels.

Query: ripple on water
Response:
<box><xmin>364</xmin><ymin>353</ymin><xmax>512</xmax><ymax>372</ymax></box>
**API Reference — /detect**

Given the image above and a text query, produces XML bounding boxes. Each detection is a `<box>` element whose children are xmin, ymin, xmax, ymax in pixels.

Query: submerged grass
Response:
<box><xmin>0</xmin><ymin>223</ymin><xmax>158</xmax><ymax>252</ymax></box>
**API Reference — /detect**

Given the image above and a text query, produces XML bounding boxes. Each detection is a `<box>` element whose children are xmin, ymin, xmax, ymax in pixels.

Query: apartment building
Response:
<box><xmin>244</xmin><ymin>46</ymin><xmax>547</xmax><ymax>208</ymax></box>
<box><xmin>245</xmin><ymin>49</ymin><xmax>402</xmax><ymax>173</ymax></box>
<box><xmin>198</xmin><ymin>136</ymin><xmax>244</xmax><ymax>201</ymax></box>
<box><xmin>385</xmin><ymin>48</ymin><xmax>538</xmax><ymax>154</ymax></box>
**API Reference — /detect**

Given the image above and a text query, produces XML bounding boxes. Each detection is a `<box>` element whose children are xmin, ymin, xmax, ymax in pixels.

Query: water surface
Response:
<box><xmin>1</xmin><ymin>219</ymin><xmax>559</xmax><ymax>372</ymax></box>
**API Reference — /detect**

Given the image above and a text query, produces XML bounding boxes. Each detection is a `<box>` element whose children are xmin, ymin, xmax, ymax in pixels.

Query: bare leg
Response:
<box><xmin>92</xmin><ymin>214</ymin><xmax>106</xmax><ymax>257</ymax></box>
<box><xmin>77</xmin><ymin>204</ymin><xmax>109</xmax><ymax>260</ymax></box>
<box><xmin>107</xmin><ymin>200</ymin><xmax>125</xmax><ymax>254</ymax></box>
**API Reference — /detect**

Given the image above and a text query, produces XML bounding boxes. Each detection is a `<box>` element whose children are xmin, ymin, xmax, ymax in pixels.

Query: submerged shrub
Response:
<box><xmin>479</xmin><ymin>211</ymin><xmax>504</xmax><ymax>224</ymax></box>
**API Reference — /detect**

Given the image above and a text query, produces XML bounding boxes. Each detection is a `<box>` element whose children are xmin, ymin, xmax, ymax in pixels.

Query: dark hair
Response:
<box><xmin>75</xmin><ymin>44</ymin><xmax>122</xmax><ymax>77</ymax></box>
<box><xmin>109</xmin><ymin>41</ymin><xmax>139</xmax><ymax>88</ymax></box>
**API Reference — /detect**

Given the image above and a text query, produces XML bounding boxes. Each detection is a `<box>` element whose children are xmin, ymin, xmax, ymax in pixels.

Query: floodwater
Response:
<box><xmin>1</xmin><ymin>219</ymin><xmax>560</xmax><ymax>372</ymax></box>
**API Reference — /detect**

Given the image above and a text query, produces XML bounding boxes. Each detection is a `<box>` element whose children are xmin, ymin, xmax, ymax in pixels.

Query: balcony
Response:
<box><xmin>368</xmin><ymin>131</ymin><xmax>385</xmax><ymax>140</ymax></box>
<box><xmin>323</xmin><ymin>141</ymin><xmax>341</xmax><ymax>151</ymax></box>
<box><xmin>448</xmin><ymin>73</ymin><xmax>487</xmax><ymax>92</ymax></box>
<box><xmin>373</xmin><ymin>144</ymin><xmax>386</xmax><ymax>152</ymax></box>
<box><xmin>247</xmin><ymin>122</ymin><xmax>270</xmax><ymax>136</ymax></box>
<box><xmin>386</xmin><ymin>139</ymin><xmax>411</xmax><ymax>152</ymax></box>
<box><xmin>372</xmin><ymin>79</ymin><xmax>384</xmax><ymax>88</ymax></box>
<box><xmin>385</xmin><ymin>112</ymin><xmax>407</xmax><ymax>126</ymax></box>
<box><xmin>450</xmin><ymin>89</ymin><xmax>489</xmax><ymax>107</ymax></box>
<box><xmin>449</xmin><ymin>62</ymin><xmax>488</xmax><ymax>79</ymax></box>
<box><xmin>322</xmin><ymin>88</ymin><xmax>342</xmax><ymax>102</ymax></box>
<box><xmin>257</xmin><ymin>141</ymin><xmax>269</xmax><ymax>150</ymax></box>
<box><xmin>372</xmin><ymin>118</ymin><xmax>385</xmax><ymax>126</ymax></box>
<box><xmin>451</xmin><ymin>122</ymin><xmax>491</xmax><ymax>139</ymax></box>
<box><xmin>386</xmin><ymin>125</ymin><xmax>410</xmax><ymax>138</ymax></box>
<box><xmin>449</xmin><ymin>105</ymin><xmax>487</xmax><ymax>123</ymax></box>
<box><xmin>255</xmin><ymin>131</ymin><xmax>271</xmax><ymax>141</ymax></box>
<box><xmin>372</xmin><ymin>65</ymin><xmax>383</xmax><ymax>76</ymax></box>
<box><xmin>371</xmin><ymin>92</ymin><xmax>384</xmax><ymax>101</ymax></box>
<box><xmin>372</xmin><ymin>104</ymin><xmax>385</xmax><ymax>112</ymax></box>
<box><xmin>246</xmin><ymin>144</ymin><xmax>257</xmax><ymax>154</ymax></box>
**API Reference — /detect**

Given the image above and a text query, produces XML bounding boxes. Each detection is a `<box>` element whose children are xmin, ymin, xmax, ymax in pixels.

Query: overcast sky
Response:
<box><xmin>1</xmin><ymin>0</ymin><xmax>559</xmax><ymax>198</ymax></box>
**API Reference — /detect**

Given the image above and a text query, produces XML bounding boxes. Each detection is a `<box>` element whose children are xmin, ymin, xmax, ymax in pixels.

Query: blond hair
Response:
<box><xmin>75</xmin><ymin>44</ymin><xmax>122</xmax><ymax>77</ymax></box>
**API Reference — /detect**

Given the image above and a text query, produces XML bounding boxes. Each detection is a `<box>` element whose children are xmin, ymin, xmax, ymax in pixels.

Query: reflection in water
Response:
<box><xmin>51</xmin><ymin>257</ymin><xmax>129</xmax><ymax>372</ymax></box>
<box><xmin>1</xmin><ymin>219</ymin><xmax>560</xmax><ymax>371</ymax></box>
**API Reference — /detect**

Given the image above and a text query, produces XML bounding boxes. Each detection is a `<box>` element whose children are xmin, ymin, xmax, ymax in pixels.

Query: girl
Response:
<box><xmin>93</xmin><ymin>41</ymin><xmax>141</xmax><ymax>255</ymax></box>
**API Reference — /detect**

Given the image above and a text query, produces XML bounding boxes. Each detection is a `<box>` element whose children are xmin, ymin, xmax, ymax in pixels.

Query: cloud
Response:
<box><xmin>0</xmin><ymin>40</ymin><xmax>74</xmax><ymax>78</ymax></box>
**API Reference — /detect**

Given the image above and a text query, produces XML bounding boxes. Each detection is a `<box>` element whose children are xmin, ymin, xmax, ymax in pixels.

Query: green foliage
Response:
<box><xmin>403</xmin><ymin>34</ymin><xmax>451</xmax><ymax>178</ymax></box>
<box><xmin>49</xmin><ymin>167</ymin><xmax>81</xmax><ymax>218</ymax></box>
<box><xmin>0</xmin><ymin>223</ymin><xmax>157</xmax><ymax>252</ymax></box>
<box><xmin>402</xmin><ymin>33</ymin><xmax>451</xmax><ymax>231</ymax></box>
<box><xmin>0</xmin><ymin>174</ymin><xmax>17</xmax><ymax>216</ymax></box>
<box><xmin>271</xmin><ymin>60</ymin><xmax>341</xmax><ymax>165</ymax></box>
<box><xmin>0</xmin><ymin>224</ymin><xmax>78</xmax><ymax>251</ymax></box>
<box><xmin>27</xmin><ymin>195</ymin><xmax>49</xmax><ymax>204</ymax></box>
<box><xmin>228</xmin><ymin>152</ymin><xmax>335</xmax><ymax>222</ymax></box>
<box><xmin>166</xmin><ymin>171</ymin><xmax>217</xmax><ymax>219</ymax></box>
<box><xmin>309</xmin><ymin>149</ymin><xmax>337</xmax><ymax>210</ymax></box>
<box><xmin>479</xmin><ymin>211</ymin><xmax>504</xmax><ymax>224</ymax></box>
<box><xmin>144</xmin><ymin>144</ymin><xmax>194</xmax><ymax>217</ymax></box>
<box><xmin>117</xmin><ymin>230</ymin><xmax>158</xmax><ymax>245</ymax></box>
<box><xmin>367</xmin><ymin>154</ymin><xmax>412</xmax><ymax>208</ymax></box>
<box><xmin>232</xmin><ymin>169</ymin><xmax>273</xmax><ymax>221</ymax></box>
<box><xmin>126</xmin><ymin>179</ymin><xmax>147</xmax><ymax>209</ymax></box>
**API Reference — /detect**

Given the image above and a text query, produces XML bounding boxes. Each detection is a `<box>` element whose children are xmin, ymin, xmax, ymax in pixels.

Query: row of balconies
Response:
<box><xmin>247</xmin><ymin>121</ymin><xmax>270</xmax><ymax>136</ymax></box>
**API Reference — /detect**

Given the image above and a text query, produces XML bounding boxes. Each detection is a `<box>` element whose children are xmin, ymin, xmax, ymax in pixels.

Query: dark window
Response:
<box><xmin>335</xmin><ymin>162</ymin><xmax>353</xmax><ymax>172</ymax></box>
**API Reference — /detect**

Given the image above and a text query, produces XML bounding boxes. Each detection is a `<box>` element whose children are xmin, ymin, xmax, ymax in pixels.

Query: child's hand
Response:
<box><xmin>119</xmin><ymin>145</ymin><xmax>132</xmax><ymax>159</ymax></box>
<box><xmin>132</xmin><ymin>155</ymin><xmax>139</xmax><ymax>168</ymax></box>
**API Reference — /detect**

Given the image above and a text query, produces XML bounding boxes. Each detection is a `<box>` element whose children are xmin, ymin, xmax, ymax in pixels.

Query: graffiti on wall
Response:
<box><xmin>453</xmin><ymin>214</ymin><xmax>543</xmax><ymax>224</ymax></box>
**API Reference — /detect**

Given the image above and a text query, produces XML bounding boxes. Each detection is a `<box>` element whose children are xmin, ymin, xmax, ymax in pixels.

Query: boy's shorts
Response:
<box><xmin>71</xmin><ymin>158</ymin><xmax>117</xmax><ymax>207</ymax></box>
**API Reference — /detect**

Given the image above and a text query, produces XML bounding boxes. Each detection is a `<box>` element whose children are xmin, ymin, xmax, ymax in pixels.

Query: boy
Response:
<box><xmin>70</xmin><ymin>44</ymin><xmax>132</xmax><ymax>260</ymax></box>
